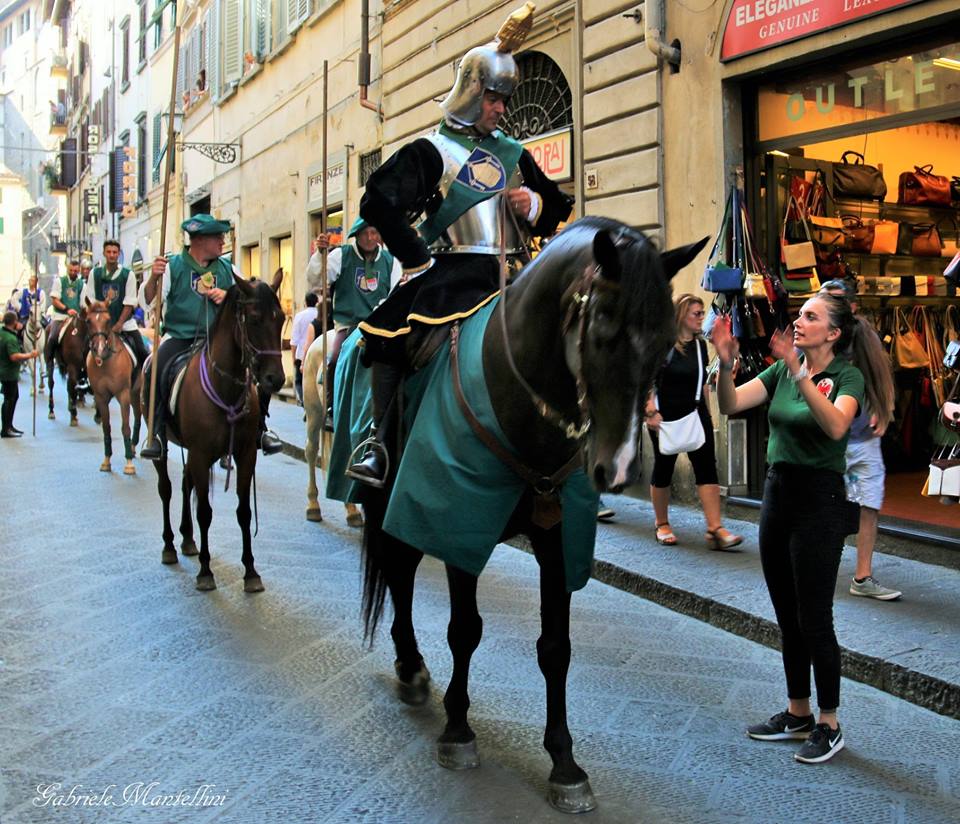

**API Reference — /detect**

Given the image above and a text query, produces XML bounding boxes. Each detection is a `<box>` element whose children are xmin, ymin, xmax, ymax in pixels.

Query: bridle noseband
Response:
<box><xmin>86</xmin><ymin>306</ymin><xmax>118</xmax><ymax>364</ymax></box>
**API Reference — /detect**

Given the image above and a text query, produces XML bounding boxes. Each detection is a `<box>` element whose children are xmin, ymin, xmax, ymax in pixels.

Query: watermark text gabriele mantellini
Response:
<box><xmin>33</xmin><ymin>782</ymin><xmax>228</xmax><ymax>808</ymax></box>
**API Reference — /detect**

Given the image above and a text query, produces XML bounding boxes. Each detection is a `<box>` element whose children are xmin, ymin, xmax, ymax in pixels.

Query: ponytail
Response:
<box><xmin>848</xmin><ymin>315</ymin><xmax>895</xmax><ymax>430</ymax></box>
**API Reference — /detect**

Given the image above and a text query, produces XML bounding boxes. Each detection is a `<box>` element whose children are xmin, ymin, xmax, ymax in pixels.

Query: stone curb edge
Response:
<box><xmin>279</xmin><ymin>436</ymin><xmax>960</xmax><ymax>721</ymax></box>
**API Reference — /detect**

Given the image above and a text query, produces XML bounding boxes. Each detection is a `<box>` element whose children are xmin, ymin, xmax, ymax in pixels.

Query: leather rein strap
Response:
<box><xmin>449</xmin><ymin>321</ymin><xmax>581</xmax><ymax>496</ymax></box>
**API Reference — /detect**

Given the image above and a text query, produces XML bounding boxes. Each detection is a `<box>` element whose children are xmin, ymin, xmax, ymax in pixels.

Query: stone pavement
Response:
<box><xmin>0</xmin><ymin>383</ymin><xmax>958</xmax><ymax>824</ymax></box>
<box><xmin>266</xmin><ymin>391</ymin><xmax>960</xmax><ymax>719</ymax></box>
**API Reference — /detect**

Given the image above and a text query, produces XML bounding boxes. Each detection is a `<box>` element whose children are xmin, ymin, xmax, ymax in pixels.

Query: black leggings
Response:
<box><xmin>1</xmin><ymin>379</ymin><xmax>19</xmax><ymax>430</ymax></box>
<box><xmin>758</xmin><ymin>464</ymin><xmax>846</xmax><ymax>712</ymax></box>
<box><xmin>649</xmin><ymin>404</ymin><xmax>719</xmax><ymax>488</ymax></box>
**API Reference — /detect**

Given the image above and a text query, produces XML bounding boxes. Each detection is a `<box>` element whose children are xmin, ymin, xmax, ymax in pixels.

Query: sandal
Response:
<box><xmin>655</xmin><ymin>522</ymin><xmax>677</xmax><ymax>545</ymax></box>
<box><xmin>706</xmin><ymin>527</ymin><xmax>743</xmax><ymax>552</ymax></box>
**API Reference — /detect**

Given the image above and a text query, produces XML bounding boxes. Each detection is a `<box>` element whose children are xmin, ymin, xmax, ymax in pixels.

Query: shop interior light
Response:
<box><xmin>933</xmin><ymin>57</ymin><xmax>960</xmax><ymax>71</ymax></box>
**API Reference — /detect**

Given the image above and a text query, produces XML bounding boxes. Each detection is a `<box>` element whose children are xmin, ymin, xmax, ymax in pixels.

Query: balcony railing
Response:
<box><xmin>49</xmin><ymin>109</ymin><xmax>67</xmax><ymax>134</ymax></box>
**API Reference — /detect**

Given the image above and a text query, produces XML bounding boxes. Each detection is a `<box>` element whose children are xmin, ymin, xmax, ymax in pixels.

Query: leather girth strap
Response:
<box><xmin>449</xmin><ymin>321</ymin><xmax>581</xmax><ymax>529</ymax></box>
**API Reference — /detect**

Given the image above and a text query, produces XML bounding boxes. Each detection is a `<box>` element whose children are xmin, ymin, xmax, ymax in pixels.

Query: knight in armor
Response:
<box><xmin>45</xmin><ymin>259</ymin><xmax>84</xmax><ymax>364</ymax></box>
<box><xmin>348</xmin><ymin>2</ymin><xmax>572</xmax><ymax>486</ymax></box>
<box><xmin>139</xmin><ymin>214</ymin><xmax>283</xmax><ymax>460</ymax></box>
<box><xmin>80</xmin><ymin>240</ymin><xmax>152</xmax><ymax>372</ymax></box>
<box><xmin>304</xmin><ymin>218</ymin><xmax>402</xmax><ymax>421</ymax></box>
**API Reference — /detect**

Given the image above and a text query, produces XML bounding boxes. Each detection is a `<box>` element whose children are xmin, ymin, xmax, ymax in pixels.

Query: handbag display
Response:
<box><xmin>952</xmin><ymin>176</ymin><xmax>960</xmax><ymax>204</ymax></box>
<box><xmin>926</xmin><ymin>445</ymin><xmax>960</xmax><ymax>498</ymax></box>
<box><xmin>703</xmin><ymin>189</ymin><xmax>743</xmax><ymax>293</ymax></box>
<box><xmin>892</xmin><ymin>307</ymin><xmax>930</xmax><ymax>371</ymax></box>
<box><xmin>870</xmin><ymin>219</ymin><xmax>899</xmax><ymax>255</ymax></box>
<box><xmin>834</xmin><ymin>151</ymin><xmax>887</xmax><ymax>201</ymax></box>
<box><xmin>898</xmin><ymin>165</ymin><xmax>952</xmax><ymax>206</ymax></box>
<box><xmin>655</xmin><ymin>341</ymin><xmax>706</xmax><ymax>456</ymax></box>
<box><xmin>938</xmin><ymin>217</ymin><xmax>959</xmax><ymax>258</ymax></box>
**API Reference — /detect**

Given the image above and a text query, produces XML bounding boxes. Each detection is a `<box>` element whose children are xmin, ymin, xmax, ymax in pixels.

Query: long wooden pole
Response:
<box><xmin>31</xmin><ymin>255</ymin><xmax>39</xmax><ymax>437</ymax></box>
<box><xmin>319</xmin><ymin>60</ymin><xmax>329</xmax><ymax>468</ymax></box>
<box><xmin>146</xmin><ymin>1</ymin><xmax>182</xmax><ymax>450</ymax></box>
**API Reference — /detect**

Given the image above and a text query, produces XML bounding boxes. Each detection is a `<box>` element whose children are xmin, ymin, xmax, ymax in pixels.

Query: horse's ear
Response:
<box><xmin>660</xmin><ymin>236</ymin><xmax>710</xmax><ymax>282</ymax></box>
<box><xmin>270</xmin><ymin>267</ymin><xmax>283</xmax><ymax>295</ymax></box>
<box><xmin>232</xmin><ymin>272</ymin><xmax>254</xmax><ymax>295</ymax></box>
<box><xmin>592</xmin><ymin>231</ymin><xmax>622</xmax><ymax>282</ymax></box>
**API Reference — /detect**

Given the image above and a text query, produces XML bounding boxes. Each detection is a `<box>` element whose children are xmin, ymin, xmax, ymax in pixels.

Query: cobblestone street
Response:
<box><xmin>2</xmin><ymin>393</ymin><xmax>959</xmax><ymax>823</ymax></box>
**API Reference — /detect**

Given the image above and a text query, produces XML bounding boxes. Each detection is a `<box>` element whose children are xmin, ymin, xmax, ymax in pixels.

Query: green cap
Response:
<box><xmin>181</xmin><ymin>214</ymin><xmax>232</xmax><ymax>235</ymax></box>
<box><xmin>347</xmin><ymin>218</ymin><xmax>367</xmax><ymax>238</ymax></box>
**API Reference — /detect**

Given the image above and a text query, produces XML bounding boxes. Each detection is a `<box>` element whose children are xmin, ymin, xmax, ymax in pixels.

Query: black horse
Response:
<box><xmin>355</xmin><ymin>217</ymin><xmax>707</xmax><ymax>813</ymax></box>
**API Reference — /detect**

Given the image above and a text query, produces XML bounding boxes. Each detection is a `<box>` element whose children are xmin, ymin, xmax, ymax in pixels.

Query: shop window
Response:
<box><xmin>501</xmin><ymin>51</ymin><xmax>573</xmax><ymax>140</ymax></box>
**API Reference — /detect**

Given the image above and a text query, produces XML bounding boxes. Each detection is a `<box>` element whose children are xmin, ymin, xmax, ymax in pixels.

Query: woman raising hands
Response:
<box><xmin>713</xmin><ymin>294</ymin><xmax>865</xmax><ymax>765</ymax></box>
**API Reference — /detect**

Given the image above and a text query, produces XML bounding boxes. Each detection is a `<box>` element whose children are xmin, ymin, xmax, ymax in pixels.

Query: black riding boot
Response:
<box><xmin>258</xmin><ymin>391</ymin><xmax>283</xmax><ymax>455</ymax></box>
<box><xmin>346</xmin><ymin>362</ymin><xmax>402</xmax><ymax>487</ymax></box>
<box><xmin>140</xmin><ymin>374</ymin><xmax>166</xmax><ymax>460</ymax></box>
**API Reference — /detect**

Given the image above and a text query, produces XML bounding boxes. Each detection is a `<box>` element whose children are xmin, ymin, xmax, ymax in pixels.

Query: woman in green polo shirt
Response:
<box><xmin>713</xmin><ymin>293</ymin><xmax>867</xmax><ymax>765</ymax></box>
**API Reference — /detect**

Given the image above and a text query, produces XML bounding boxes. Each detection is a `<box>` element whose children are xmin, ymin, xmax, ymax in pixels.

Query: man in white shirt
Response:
<box><xmin>290</xmin><ymin>291</ymin><xmax>318</xmax><ymax>405</ymax></box>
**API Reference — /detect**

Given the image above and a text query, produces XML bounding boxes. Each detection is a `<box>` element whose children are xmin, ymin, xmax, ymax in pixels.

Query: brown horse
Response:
<box><xmin>45</xmin><ymin>313</ymin><xmax>87</xmax><ymax>425</ymax></box>
<box><xmin>84</xmin><ymin>300</ymin><xmax>143</xmax><ymax>475</ymax></box>
<box><xmin>147</xmin><ymin>274</ymin><xmax>284</xmax><ymax>592</ymax></box>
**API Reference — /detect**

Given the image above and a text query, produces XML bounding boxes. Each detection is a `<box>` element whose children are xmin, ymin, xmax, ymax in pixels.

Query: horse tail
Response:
<box><xmin>360</xmin><ymin>488</ymin><xmax>389</xmax><ymax>645</ymax></box>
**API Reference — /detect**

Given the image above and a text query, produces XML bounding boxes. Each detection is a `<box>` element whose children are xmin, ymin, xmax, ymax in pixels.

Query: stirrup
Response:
<box><xmin>345</xmin><ymin>436</ymin><xmax>390</xmax><ymax>488</ymax></box>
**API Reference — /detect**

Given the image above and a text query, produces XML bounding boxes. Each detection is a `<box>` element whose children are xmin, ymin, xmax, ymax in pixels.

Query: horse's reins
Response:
<box><xmin>447</xmin><ymin>197</ymin><xmax>615</xmax><ymax>514</ymax></box>
<box><xmin>200</xmin><ymin>291</ymin><xmax>282</xmax><ymax>491</ymax></box>
<box><xmin>86</xmin><ymin>306</ymin><xmax>120</xmax><ymax>365</ymax></box>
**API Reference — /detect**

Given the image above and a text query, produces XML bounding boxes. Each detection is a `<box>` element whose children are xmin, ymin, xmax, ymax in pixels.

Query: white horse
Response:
<box><xmin>303</xmin><ymin>330</ymin><xmax>362</xmax><ymax>527</ymax></box>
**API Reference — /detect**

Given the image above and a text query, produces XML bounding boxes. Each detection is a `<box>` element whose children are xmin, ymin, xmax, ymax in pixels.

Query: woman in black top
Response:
<box><xmin>644</xmin><ymin>294</ymin><xmax>743</xmax><ymax>550</ymax></box>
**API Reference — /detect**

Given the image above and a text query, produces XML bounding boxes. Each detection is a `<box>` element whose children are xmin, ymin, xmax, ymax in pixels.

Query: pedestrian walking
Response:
<box><xmin>820</xmin><ymin>279</ymin><xmax>901</xmax><ymax>601</ymax></box>
<box><xmin>0</xmin><ymin>310</ymin><xmax>39</xmax><ymax>437</ymax></box>
<box><xmin>714</xmin><ymin>293</ymin><xmax>866</xmax><ymax>764</ymax></box>
<box><xmin>644</xmin><ymin>293</ymin><xmax>742</xmax><ymax>550</ymax></box>
<box><xmin>290</xmin><ymin>292</ymin><xmax>319</xmax><ymax>405</ymax></box>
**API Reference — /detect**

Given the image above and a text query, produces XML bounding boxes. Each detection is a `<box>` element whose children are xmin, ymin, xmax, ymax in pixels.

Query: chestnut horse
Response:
<box><xmin>146</xmin><ymin>274</ymin><xmax>284</xmax><ymax>592</ymax></box>
<box><xmin>84</xmin><ymin>300</ymin><xmax>144</xmax><ymax>475</ymax></box>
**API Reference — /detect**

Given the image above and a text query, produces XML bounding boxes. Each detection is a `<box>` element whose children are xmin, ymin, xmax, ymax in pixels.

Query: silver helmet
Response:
<box><xmin>440</xmin><ymin>3</ymin><xmax>535</xmax><ymax>128</ymax></box>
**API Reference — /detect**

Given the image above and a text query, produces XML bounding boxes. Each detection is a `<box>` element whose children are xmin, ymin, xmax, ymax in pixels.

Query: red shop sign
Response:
<box><xmin>721</xmin><ymin>0</ymin><xmax>925</xmax><ymax>62</ymax></box>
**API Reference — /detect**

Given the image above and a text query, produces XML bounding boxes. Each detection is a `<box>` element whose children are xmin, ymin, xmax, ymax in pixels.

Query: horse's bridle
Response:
<box><xmin>496</xmin><ymin>201</ymin><xmax>620</xmax><ymax>442</ymax></box>
<box><xmin>86</xmin><ymin>305</ymin><xmax>119</xmax><ymax>363</ymax></box>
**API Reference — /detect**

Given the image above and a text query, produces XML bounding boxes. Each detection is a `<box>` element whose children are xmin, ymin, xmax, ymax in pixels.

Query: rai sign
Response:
<box><xmin>721</xmin><ymin>0</ymin><xmax>924</xmax><ymax>62</ymax></box>
<box><xmin>521</xmin><ymin>128</ymin><xmax>572</xmax><ymax>183</ymax></box>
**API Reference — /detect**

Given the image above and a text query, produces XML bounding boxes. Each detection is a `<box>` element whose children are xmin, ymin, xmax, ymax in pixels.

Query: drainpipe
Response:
<box><xmin>358</xmin><ymin>0</ymin><xmax>382</xmax><ymax>118</ymax></box>
<box><xmin>644</xmin><ymin>1</ymin><xmax>681</xmax><ymax>68</ymax></box>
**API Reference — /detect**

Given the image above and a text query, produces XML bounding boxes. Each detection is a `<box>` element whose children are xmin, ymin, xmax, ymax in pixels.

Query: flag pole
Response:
<box><xmin>319</xmin><ymin>60</ymin><xmax>329</xmax><ymax>469</ymax></box>
<box><xmin>146</xmin><ymin>0</ymin><xmax>182</xmax><ymax>452</ymax></box>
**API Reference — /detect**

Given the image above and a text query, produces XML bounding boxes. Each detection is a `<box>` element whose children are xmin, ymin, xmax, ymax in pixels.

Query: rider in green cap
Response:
<box><xmin>139</xmin><ymin>214</ymin><xmax>282</xmax><ymax>460</ymax></box>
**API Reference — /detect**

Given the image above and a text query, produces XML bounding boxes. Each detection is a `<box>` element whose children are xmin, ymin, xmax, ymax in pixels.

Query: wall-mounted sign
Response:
<box><xmin>83</xmin><ymin>186</ymin><xmax>100</xmax><ymax>226</ymax></box>
<box><xmin>306</xmin><ymin>150</ymin><xmax>346</xmax><ymax>208</ymax></box>
<box><xmin>721</xmin><ymin>0</ymin><xmax>924</xmax><ymax>62</ymax></box>
<box><xmin>521</xmin><ymin>127</ymin><xmax>572</xmax><ymax>182</ymax></box>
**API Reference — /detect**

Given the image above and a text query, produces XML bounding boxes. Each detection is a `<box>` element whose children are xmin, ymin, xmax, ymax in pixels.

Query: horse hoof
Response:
<box><xmin>161</xmin><ymin>548</ymin><xmax>179</xmax><ymax>565</ymax></box>
<box><xmin>123</xmin><ymin>462</ymin><xmax>136</xmax><ymax>476</ymax></box>
<box><xmin>548</xmin><ymin>779</ymin><xmax>597</xmax><ymax>814</ymax></box>
<box><xmin>305</xmin><ymin>506</ymin><xmax>323</xmax><ymax>522</ymax></box>
<box><xmin>195</xmin><ymin>575</ymin><xmax>217</xmax><ymax>591</ymax></box>
<box><xmin>181</xmin><ymin>540</ymin><xmax>199</xmax><ymax>557</ymax></box>
<box><xmin>47</xmin><ymin>412</ymin><xmax>55</xmax><ymax>420</ymax></box>
<box><xmin>436</xmin><ymin>739</ymin><xmax>480</xmax><ymax>771</ymax></box>
<box><xmin>346</xmin><ymin>511</ymin><xmax>364</xmax><ymax>528</ymax></box>
<box><xmin>395</xmin><ymin>662</ymin><xmax>431</xmax><ymax>706</ymax></box>
<box><xmin>244</xmin><ymin>577</ymin><xmax>265</xmax><ymax>593</ymax></box>
<box><xmin>69</xmin><ymin>418</ymin><xmax>78</xmax><ymax>427</ymax></box>
<box><xmin>99</xmin><ymin>460</ymin><xmax>111</xmax><ymax>472</ymax></box>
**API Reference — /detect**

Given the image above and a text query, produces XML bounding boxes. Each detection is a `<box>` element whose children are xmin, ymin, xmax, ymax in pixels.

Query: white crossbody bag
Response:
<box><xmin>655</xmin><ymin>341</ymin><xmax>706</xmax><ymax>456</ymax></box>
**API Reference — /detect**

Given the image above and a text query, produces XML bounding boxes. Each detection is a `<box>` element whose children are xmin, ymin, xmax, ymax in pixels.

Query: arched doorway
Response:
<box><xmin>501</xmin><ymin>51</ymin><xmax>573</xmax><ymax>140</ymax></box>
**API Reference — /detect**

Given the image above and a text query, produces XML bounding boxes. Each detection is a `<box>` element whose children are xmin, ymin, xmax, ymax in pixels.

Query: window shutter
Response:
<box><xmin>223</xmin><ymin>0</ymin><xmax>242</xmax><ymax>84</ymax></box>
<box><xmin>189</xmin><ymin>26</ymin><xmax>200</xmax><ymax>94</ymax></box>
<box><xmin>205</xmin><ymin>2</ymin><xmax>220</xmax><ymax>100</ymax></box>
<box><xmin>152</xmin><ymin>112</ymin><xmax>162</xmax><ymax>184</ymax></box>
<box><xmin>109</xmin><ymin>147</ymin><xmax>124</xmax><ymax>212</ymax></box>
<box><xmin>252</xmin><ymin>0</ymin><xmax>268</xmax><ymax>59</ymax></box>
<box><xmin>286</xmin><ymin>0</ymin><xmax>304</xmax><ymax>35</ymax></box>
<box><xmin>176</xmin><ymin>40</ymin><xmax>187</xmax><ymax>105</ymax></box>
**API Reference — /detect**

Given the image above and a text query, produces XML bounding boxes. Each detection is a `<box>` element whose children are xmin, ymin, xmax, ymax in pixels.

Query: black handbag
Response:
<box><xmin>952</xmin><ymin>176</ymin><xmax>960</xmax><ymax>204</ymax></box>
<box><xmin>833</xmin><ymin>151</ymin><xmax>887</xmax><ymax>201</ymax></box>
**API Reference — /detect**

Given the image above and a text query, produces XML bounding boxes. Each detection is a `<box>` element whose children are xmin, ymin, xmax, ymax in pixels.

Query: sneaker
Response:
<box><xmin>794</xmin><ymin>723</ymin><xmax>844</xmax><ymax>764</ymax></box>
<box><xmin>850</xmin><ymin>576</ymin><xmax>901</xmax><ymax>601</ymax></box>
<box><xmin>597</xmin><ymin>502</ymin><xmax>615</xmax><ymax>522</ymax></box>
<box><xmin>747</xmin><ymin>710</ymin><xmax>815</xmax><ymax>741</ymax></box>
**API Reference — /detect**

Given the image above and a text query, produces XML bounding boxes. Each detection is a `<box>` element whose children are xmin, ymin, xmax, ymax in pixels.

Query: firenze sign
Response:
<box><xmin>721</xmin><ymin>0</ymin><xmax>924</xmax><ymax>61</ymax></box>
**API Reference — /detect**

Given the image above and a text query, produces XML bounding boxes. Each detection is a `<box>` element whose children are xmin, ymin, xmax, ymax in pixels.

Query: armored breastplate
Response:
<box><xmin>423</xmin><ymin>132</ymin><xmax>528</xmax><ymax>255</ymax></box>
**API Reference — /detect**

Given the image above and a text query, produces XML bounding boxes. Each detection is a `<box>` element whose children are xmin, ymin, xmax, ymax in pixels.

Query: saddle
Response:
<box><xmin>143</xmin><ymin>343</ymin><xmax>200</xmax><ymax>417</ymax></box>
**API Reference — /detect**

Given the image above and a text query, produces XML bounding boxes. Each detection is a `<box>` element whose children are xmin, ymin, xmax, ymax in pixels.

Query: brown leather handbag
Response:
<box><xmin>898</xmin><ymin>165</ymin><xmax>952</xmax><ymax>206</ymax></box>
<box><xmin>910</xmin><ymin>223</ymin><xmax>942</xmax><ymax>257</ymax></box>
<box><xmin>841</xmin><ymin>215</ymin><xmax>874</xmax><ymax>254</ymax></box>
<box><xmin>869</xmin><ymin>220</ymin><xmax>899</xmax><ymax>255</ymax></box>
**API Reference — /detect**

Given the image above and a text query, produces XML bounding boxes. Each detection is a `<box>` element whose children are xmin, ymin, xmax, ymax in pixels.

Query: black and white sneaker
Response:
<box><xmin>747</xmin><ymin>710</ymin><xmax>816</xmax><ymax>741</ymax></box>
<box><xmin>794</xmin><ymin>723</ymin><xmax>844</xmax><ymax>764</ymax></box>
